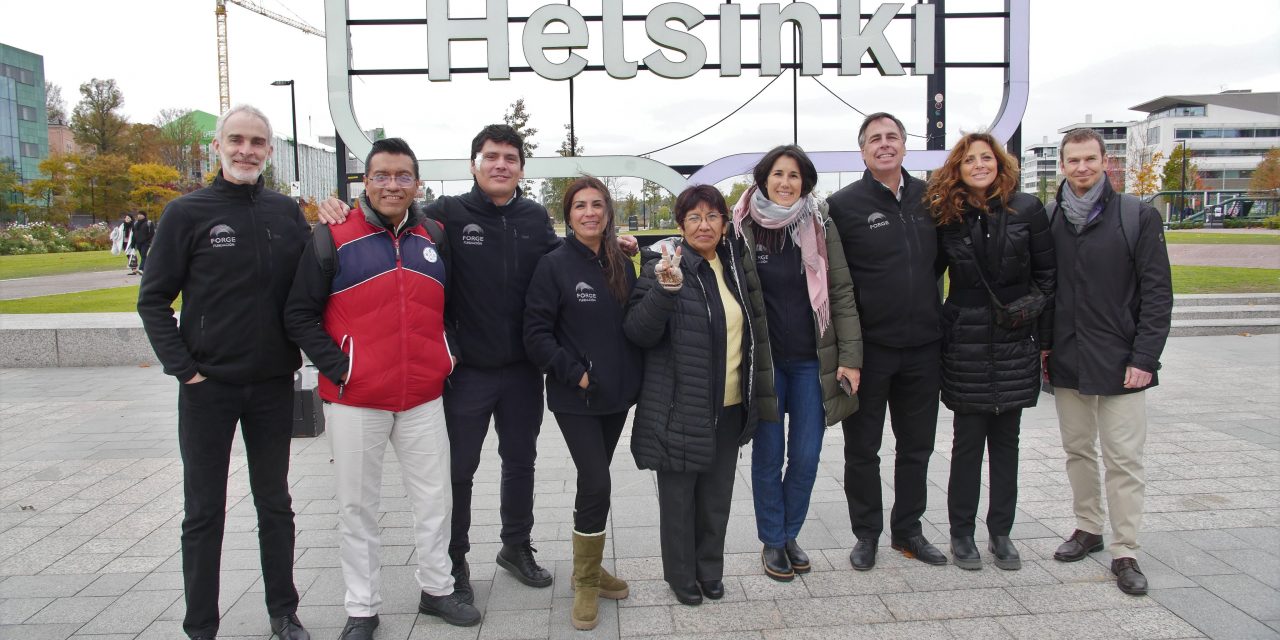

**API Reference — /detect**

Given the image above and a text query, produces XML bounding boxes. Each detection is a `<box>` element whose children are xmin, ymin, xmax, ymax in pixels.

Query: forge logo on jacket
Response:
<box><xmin>138</xmin><ymin>174</ymin><xmax>310</xmax><ymax>384</ymax></box>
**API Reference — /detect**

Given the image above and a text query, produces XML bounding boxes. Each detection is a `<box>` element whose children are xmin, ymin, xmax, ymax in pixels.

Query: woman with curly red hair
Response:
<box><xmin>926</xmin><ymin>132</ymin><xmax>1055</xmax><ymax>572</ymax></box>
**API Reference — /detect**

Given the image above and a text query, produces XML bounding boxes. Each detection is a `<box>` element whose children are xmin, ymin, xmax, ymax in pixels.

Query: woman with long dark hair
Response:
<box><xmin>732</xmin><ymin>145</ymin><xmax>863</xmax><ymax>582</ymax></box>
<box><xmin>524</xmin><ymin>176</ymin><xmax>638</xmax><ymax>629</ymax></box>
<box><xmin>926</xmin><ymin>132</ymin><xmax>1055</xmax><ymax>572</ymax></box>
<box><xmin>625</xmin><ymin>185</ymin><xmax>777</xmax><ymax>605</ymax></box>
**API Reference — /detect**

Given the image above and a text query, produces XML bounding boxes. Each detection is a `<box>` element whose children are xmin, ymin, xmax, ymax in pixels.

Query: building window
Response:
<box><xmin>1175</xmin><ymin>127</ymin><xmax>1280</xmax><ymax>139</ymax></box>
<box><xmin>17</xmin><ymin>105</ymin><xmax>36</xmax><ymax>121</ymax></box>
<box><xmin>20</xmin><ymin>142</ymin><xmax>39</xmax><ymax>157</ymax></box>
<box><xmin>1146</xmin><ymin>126</ymin><xmax>1160</xmax><ymax>146</ymax></box>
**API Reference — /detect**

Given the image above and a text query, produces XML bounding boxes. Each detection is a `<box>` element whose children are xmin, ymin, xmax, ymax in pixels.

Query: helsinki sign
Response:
<box><xmin>421</xmin><ymin>0</ymin><xmax>936</xmax><ymax>82</ymax></box>
<box><xmin>325</xmin><ymin>0</ymin><xmax>1030</xmax><ymax>194</ymax></box>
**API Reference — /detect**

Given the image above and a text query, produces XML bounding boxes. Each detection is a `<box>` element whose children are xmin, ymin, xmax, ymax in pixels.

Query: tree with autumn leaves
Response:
<box><xmin>5</xmin><ymin>79</ymin><xmax>197</xmax><ymax>224</ymax></box>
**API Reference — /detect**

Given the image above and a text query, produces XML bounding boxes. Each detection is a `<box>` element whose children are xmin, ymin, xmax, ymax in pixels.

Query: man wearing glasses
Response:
<box><xmin>286</xmin><ymin>138</ymin><xmax>480</xmax><ymax>639</ymax></box>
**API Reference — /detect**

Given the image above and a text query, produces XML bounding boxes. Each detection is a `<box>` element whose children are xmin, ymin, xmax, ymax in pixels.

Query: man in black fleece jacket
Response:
<box><xmin>826</xmin><ymin>112</ymin><xmax>948</xmax><ymax>571</ymax></box>
<box><xmin>137</xmin><ymin>105</ymin><xmax>311</xmax><ymax>640</ymax></box>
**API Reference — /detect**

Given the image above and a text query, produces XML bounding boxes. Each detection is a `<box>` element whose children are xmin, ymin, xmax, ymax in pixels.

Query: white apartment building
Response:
<box><xmin>1021</xmin><ymin>137</ymin><xmax>1060</xmax><ymax>198</ymax></box>
<box><xmin>1058</xmin><ymin>116</ymin><xmax>1137</xmax><ymax>192</ymax></box>
<box><xmin>1129</xmin><ymin>90</ymin><xmax>1279</xmax><ymax>192</ymax></box>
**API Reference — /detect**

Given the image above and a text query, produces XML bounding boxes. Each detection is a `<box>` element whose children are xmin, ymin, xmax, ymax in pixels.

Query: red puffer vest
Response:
<box><xmin>319</xmin><ymin>209</ymin><xmax>453</xmax><ymax>411</ymax></box>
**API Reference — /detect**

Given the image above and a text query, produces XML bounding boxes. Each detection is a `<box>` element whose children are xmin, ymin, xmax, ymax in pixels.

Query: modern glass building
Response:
<box><xmin>0</xmin><ymin>43</ymin><xmax>48</xmax><ymax>186</ymax></box>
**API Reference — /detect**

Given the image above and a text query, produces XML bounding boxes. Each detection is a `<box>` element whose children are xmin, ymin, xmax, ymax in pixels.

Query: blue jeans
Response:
<box><xmin>751</xmin><ymin>359</ymin><xmax>825</xmax><ymax>548</ymax></box>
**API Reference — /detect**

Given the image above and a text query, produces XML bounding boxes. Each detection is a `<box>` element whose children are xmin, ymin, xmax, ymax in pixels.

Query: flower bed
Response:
<box><xmin>0</xmin><ymin>222</ymin><xmax>113</xmax><ymax>255</ymax></box>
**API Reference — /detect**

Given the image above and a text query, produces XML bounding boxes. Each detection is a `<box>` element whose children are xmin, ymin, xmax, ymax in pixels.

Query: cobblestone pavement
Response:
<box><xmin>1165</xmin><ymin>245</ymin><xmax>1280</xmax><ymax>269</ymax></box>
<box><xmin>1</xmin><ymin>334</ymin><xmax>1277</xmax><ymax>640</ymax></box>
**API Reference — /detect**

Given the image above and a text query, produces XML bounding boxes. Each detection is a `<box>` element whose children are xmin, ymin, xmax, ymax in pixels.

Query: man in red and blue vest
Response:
<box><xmin>284</xmin><ymin>138</ymin><xmax>480</xmax><ymax>639</ymax></box>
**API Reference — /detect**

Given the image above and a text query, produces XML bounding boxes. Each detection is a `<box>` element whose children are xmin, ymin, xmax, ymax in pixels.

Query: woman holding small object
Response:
<box><xmin>624</xmin><ymin>184</ymin><xmax>776</xmax><ymax>605</ymax></box>
<box><xmin>733</xmin><ymin>145</ymin><xmax>863</xmax><ymax>582</ymax></box>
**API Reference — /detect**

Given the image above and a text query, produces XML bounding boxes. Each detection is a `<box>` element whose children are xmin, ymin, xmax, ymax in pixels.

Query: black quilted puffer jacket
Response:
<box><xmin>937</xmin><ymin>192</ymin><xmax>1055</xmax><ymax>414</ymax></box>
<box><xmin>624</xmin><ymin>235</ymin><xmax>778</xmax><ymax>472</ymax></box>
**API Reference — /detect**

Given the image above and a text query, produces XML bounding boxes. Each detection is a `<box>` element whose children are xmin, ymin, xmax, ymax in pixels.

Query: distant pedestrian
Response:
<box><xmin>1047</xmin><ymin>128</ymin><xmax>1172</xmax><ymax>597</ymax></box>
<box><xmin>137</xmin><ymin>104</ymin><xmax>312</xmax><ymax>640</ymax></box>
<box><xmin>110</xmin><ymin>212</ymin><xmax>132</xmax><ymax>256</ymax></box>
<box><xmin>132</xmin><ymin>212</ymin><xmax>154</xmax><ymax>273</ymax></box>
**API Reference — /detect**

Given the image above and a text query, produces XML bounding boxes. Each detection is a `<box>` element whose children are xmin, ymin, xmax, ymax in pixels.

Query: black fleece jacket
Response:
<box><xmin>826</xmin><ymin>169</ymin><xmax>943</xmax><ymax>348</ymax></box>
<box><xmin>427</xmin><ymin>184</ymin><xmax>561</xmax><ymax>368</ymax></box>
<box><xmin>523</xmin><ymin>236</ymin><xmax>640</xmax><ymax>415</ymax></box>
<box><xmin>137</xmin><ymin>174</ymin><xmax>310</xmax><ymax>383</ymax></box>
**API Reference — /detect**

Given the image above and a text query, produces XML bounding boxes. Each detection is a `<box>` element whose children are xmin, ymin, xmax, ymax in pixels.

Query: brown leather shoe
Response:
<box><xmin>1111</xmin><ymin>557</ymin><xmax>1148</xmax><ymax>596</ymax></box>
<box><xmin>1053</xmin><ymin>529</ymin><xmax>1103</xmax><ymax>562</ymax></box>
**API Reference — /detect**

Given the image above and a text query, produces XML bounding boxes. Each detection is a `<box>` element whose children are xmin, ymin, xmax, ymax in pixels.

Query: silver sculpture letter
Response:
<box><xmin>838</xmin><ymin>0</ymin><xmax>905</xmax><ymax>76</ymax></box>
<box><xmin>759</xmin><ymin>3</ymin><xmax>824</xmax><ymax>76</ymax></box>
<box><xmin>427</xmin><ymin>0</ymin><xmax>511</xmax><ymax>81</ymax></box>
<box><xmin>642</xmin><ymin>3</ymin><xmax>707</xmax><ymax>80</ymax></box>
<box><xmin>523</xmin><ymin>4</ymin><xmax>589</xmax><ymax>81</ymax></box>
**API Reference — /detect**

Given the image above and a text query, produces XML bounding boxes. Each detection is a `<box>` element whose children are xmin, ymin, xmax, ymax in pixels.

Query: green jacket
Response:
<box><xmin>737</xmin><ymin>200</ymin><xmax>863</xmax><ymax>425</ymax></box>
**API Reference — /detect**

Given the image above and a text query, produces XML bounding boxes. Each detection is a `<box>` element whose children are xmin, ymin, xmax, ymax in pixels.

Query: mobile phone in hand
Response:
<box><xmin>839</xmin><ymin>377</ymin><xmax>854</xmax><ymax>396</ymax></box>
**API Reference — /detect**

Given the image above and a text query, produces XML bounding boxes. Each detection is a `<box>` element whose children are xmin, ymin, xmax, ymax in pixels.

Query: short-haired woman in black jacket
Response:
<box><xmin>524</xmin><ymin>177</ymin><xmax>638</xmax><ymax>630</ymax></box>
<box><xmin>926</xmin><ymin>132</ymin><xmax>1055</xmax><ymax>572</ymax></box>
<box><xmin>732</xmin><ymin>145</ymin><xmax>863</xmax><ymax>582</ymax></box>
<box><xmin>624</xmin><ymin>185</ymin><xmax>777</xmax><ymax>606</ymax></box>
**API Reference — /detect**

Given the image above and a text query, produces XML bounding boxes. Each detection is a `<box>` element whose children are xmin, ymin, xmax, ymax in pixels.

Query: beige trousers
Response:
<box><xmin>1054</xmin><ymin>388</ymin><xmax>1147</xmax><ymax>558</ymax></box>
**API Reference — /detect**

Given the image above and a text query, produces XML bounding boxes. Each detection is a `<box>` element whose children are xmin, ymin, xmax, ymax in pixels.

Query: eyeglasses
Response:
<box><xmin>369</xmin><ymin>173</ymin><xmax>417</xmax><ymax>186</ymax></box>
<box><xmin>684</xmin><ymin>213</ymin><xmax>724</xmax><ymax>226</ymax></box>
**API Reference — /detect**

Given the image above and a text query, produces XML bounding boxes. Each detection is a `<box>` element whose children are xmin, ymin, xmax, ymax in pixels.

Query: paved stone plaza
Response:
<box><xmin>0</xmin><ymin>334</ymin><xmax>1277</xmax><ymax>640</ymax></box>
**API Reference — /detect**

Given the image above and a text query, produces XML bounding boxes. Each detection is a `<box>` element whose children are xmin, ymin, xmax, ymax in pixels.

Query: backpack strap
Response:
<box><xmin>1117</xmin><ymin>194</ymin><xmax>1141</xmax><ymax>263</ymax></box>
<box><xmin>311</xmin><ymin>223</ymin><xmax>336</xmax><ymax>278</ymax></box>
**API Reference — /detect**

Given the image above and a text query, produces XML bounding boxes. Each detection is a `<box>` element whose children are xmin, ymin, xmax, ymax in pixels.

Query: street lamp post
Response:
<box><xmin>271</xmin><ymin>80</ymin><xmax>299</xmax><ymax>194</ymax></box>
<box><xmin>1177</xmin><ymin>139</ymin><xmax>1188</xmax><ymax>221</ymax></box>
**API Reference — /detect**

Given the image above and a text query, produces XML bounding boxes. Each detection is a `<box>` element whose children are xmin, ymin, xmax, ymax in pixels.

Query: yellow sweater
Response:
<box><xmin>707</xmin><ymin>255</ymin><xmax>743</xmax><ymax>406</ymax></box>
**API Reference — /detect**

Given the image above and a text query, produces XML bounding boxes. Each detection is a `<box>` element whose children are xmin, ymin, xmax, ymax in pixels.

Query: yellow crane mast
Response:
<box><xmin>215</xmin><ymin>0</ymin><xmax>324</xmax><ymax>113</ymax></box>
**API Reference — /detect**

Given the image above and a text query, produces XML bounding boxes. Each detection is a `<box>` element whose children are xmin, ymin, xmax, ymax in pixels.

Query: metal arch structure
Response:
<box><xmin>325</xmin><ymin>0</ymin><xmax>1030</xmax><ymax>194</ymax></box>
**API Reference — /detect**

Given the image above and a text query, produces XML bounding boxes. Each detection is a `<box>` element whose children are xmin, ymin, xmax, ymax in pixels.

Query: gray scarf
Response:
<box><xmin>1060</xmin><ymin>178</ymin><xmax>1106</xmax><ymax>229</ymax></box>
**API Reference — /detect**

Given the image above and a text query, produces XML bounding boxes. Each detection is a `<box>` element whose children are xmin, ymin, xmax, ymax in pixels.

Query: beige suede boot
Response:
<box><xmin>572</xmin><ymin>531</ymin><xmax>604</xmax><ymax>630</ymax></box>
<box><xmin>597</xmin><ymin>566</ymin><xmax>630</xmax><ymax>599</ymax></box>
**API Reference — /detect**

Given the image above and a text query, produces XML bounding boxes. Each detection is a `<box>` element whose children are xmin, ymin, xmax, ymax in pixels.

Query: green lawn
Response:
<box><xmin>1165</xmin><ymin>232</ymin><xmax>1280</xmax><ymax>245</ymax></box>
<box><xmin>1169</xmin><ymin>266</ymin><xmax>1280</xmax><ymax>294</ymax></box>
<box><xmin>0</xmin><ymin>286</ymin><xmax>182</xmax><ymax>314</ymax></box>
<box><xmin>0</xmin><ymin>250</ymin><xmax>125</xmax><ymax>280</ymax></box>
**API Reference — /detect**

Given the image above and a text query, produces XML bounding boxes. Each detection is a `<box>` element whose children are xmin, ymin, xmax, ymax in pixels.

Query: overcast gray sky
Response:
<box><xmin>3</xmin><ymin>0</ymin><xmax>1278</xmax><ymax>195</ymax></box>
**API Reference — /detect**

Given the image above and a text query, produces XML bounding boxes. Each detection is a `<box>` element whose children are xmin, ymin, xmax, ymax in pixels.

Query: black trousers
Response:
<box><xmin>656</xmin><ymin>404</ymin><xmax>743</xmax><ymax>587</ymax></box>
<box><xmin>948</xmin><ymin>409</ymin><xmax>1022</xmax><ymax>538</ymax></box>
<box><xmin>444</xmin><ymin>362</ymin><xmax>544</xmax><ymax>553</ymax></box>
<box><xmin>555</xmin><ymin>410</ymin><xmax>628</xmax><ymax>534</ymax></box>
<box><xmin>177</xmin><ymin>376</ymin><xmax>298</xmax><ymax>638</ymax></box>
<box><xmin>136</xmin><ymin>242</ymin><xmax>151</xmax><ymax>270</ymax></box>
<box><xmin>841</xmin><ymin>340</ymin><xmax>941</xmax><ymax>541</ymax></box>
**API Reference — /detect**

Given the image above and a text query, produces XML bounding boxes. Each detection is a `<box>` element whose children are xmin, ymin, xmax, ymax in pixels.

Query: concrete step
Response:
<box><xmin>1172</xmin><ymin>305</ymin><xmax>1280</xmax><ymax>320</ymax></box>
<box><xmin>1174</xmin><ymin>293</ymin><xmax>1280</xmax><ymax>307</ymax></box>
<box><xmin>1170</xmin><ymin>317</ymin><xmax>1280</xmax><ymax>337</ymax></box>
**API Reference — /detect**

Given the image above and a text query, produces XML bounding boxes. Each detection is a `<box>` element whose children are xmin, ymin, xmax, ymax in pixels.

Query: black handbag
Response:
<box><xmin>966</xmin><ymin>212</ymin><xmax>1047</xmax><ymax>330</ymax></box>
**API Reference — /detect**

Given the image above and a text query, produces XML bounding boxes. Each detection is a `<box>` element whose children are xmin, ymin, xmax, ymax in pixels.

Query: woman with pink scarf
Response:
<box><xmin>734</xmin><ymin>145</ymin><xmax>864</xmax><ymax>582</ymax></box>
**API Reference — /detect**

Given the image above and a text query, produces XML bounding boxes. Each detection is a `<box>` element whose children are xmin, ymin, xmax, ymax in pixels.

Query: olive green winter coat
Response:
<box><xmin>737</xmin><ymin>200</ymin><xmax>863</xmax><ymax>426</ymax></box>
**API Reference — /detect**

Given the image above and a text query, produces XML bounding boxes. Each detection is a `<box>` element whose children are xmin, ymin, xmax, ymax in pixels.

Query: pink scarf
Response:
<box><xmin>732</xmin><ymin>185</ymin><xmax>831</xmax><ymax>336</ymax></box>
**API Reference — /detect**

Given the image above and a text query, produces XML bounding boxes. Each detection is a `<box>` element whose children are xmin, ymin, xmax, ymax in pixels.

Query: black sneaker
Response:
<box><xmin>338</xmin><ymin>615</ymin><xmax>379</xmax><ymax>640</ymax></box>
<box><xmin>419</xmin><ymin>591</ymin><xmax>482</xmax><ymax>626</ymax></box>
<box><xmin>496</xmin><ymin>541</ymin><xmax>553</xmax><ymax>587</ymax></box>
<box><xmin>450</xmin><ymin>550</ymin><xmax>473</xmax><ymax>605</ymax></box>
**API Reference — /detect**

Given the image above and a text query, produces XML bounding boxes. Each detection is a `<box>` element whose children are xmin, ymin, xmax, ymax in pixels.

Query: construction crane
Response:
<box><xmin>216</xmin><ymin>0</ymin><xmax>324</xmax><ymax>113</ymax></box>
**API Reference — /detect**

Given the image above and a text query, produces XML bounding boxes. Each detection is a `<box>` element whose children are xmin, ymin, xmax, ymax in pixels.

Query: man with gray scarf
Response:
<box><xmin>1045</xmin><ymin>128</ymin><xmax>1172</xmax><ymax>596</ymax></box>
